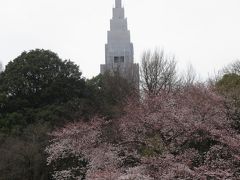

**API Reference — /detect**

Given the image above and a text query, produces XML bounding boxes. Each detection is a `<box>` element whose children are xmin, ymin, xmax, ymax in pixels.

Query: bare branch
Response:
<box><xmin>223</xmin><ymin>60</ymin><xmax>240</xmax><ymax>75</ymax></box>
<box><xmin>140</xmin><ymin>49</ymin><xmax>178</xmax><ymax>95</ymax></box>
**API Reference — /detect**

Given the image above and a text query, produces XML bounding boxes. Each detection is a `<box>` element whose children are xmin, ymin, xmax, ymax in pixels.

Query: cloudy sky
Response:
<box><xmin>0</xmin><ymin>0</ymin><xmax>240</xmax><ymax>79</ymax></box>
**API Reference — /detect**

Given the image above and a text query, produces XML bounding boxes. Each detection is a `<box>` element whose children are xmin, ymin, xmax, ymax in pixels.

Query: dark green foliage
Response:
<box><xmin>0</xmin><ymin>49</ymin><xmax>87</xmax><ymax>131</ymax></box>
<box><xmin>0</xmin><ymin>123</ymin><xmax>51</xmax><ymax>180</ymax></box>
<box><xmin>140</xmin><ymin>135</ymin><xmax>165</xmax><ymax>157</ymax></box>
<box><xmin>216</xmin><ymin>73</ymin><xmax>240</xmax><ymax>131</ymax></box>
<box><xmin>0</xmin><ymin>49</ymin><xmax>85</xmax><ymax>113</ymax></box>
<box><xmin>0</xmin><ymin>49</ymin><xmax>90</xmax><ymax>180</ymax></box>
<box><xmin>216</xmin><ymin>73</ymin><xmax>240</xmax><ymax>97</ymax></box>
<box><xmin>86</xmin><ymin>71</ymin><xmax>137</xmax><ymax>119</ymax></box>
<box><xmin>0</xmin><ymin>100</ymin><xmax>86</xmax><ymax>133</ymax></box>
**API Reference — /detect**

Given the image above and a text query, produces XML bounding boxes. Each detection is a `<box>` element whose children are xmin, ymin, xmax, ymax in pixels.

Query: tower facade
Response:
<box><xmin>100</xmin><ymin>0</ymin><xmax>139</xmax><ymax>87</ymax></box>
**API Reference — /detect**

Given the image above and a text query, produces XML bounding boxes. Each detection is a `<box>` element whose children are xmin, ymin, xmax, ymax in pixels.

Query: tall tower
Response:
<box><xmin>101</xmin><ymin>0</ymin><xmax>139</xmax><ymax>87</ymax></box>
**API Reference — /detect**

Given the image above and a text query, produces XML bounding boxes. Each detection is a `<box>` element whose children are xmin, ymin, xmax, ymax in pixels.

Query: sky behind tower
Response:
<box><xmin>0</xmin><ymin>0</ymin><xmax>240</xmax><ymax>79</ymax></box>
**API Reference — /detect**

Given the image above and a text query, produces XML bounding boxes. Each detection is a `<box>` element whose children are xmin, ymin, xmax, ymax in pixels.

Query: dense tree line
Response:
<box><xmin>0</xmin><ymin>49</ymin><xmax>134</xmax><ymax>180</ymax></box>
<box><xmin>45</xmin><ymin>51</ymin><xmax>240</xmax><ymax>179</ymax></box>
<box><xmin>0</xmin><ymin>49</ymin><xmax>239</xmax><ymax>179</ymax></box>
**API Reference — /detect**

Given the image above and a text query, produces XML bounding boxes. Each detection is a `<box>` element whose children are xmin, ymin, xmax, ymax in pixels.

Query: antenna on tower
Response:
<box><xmin>115</xmin><ymin>0</ymin><xmax>122</xmax><ymax>8</ymax></box>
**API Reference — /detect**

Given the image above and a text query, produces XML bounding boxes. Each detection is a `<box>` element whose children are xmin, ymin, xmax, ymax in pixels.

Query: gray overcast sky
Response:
<box><xmin>0</xmin><ymin>0</ymin><xmax>240</xmax><ymax>79</ymax></box>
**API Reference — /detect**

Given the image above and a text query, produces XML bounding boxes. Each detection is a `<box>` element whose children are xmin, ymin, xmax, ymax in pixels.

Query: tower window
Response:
<box><xmin>114</xmin><ymin>56</ymin><xmax>124</xmax><ymax>63</ymax></box>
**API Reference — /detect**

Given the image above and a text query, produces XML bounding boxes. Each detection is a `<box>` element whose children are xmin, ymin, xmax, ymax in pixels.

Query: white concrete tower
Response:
<box><xmin>101</xmin><ymin>0</ymin><xmax>139</xmax><ymax>87</ymax></box>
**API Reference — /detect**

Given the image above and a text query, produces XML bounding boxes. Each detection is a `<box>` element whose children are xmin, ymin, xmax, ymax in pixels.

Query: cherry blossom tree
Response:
<box><xmin>46</xmin><ymin>85</ymin><xmax>240</xmax><ymax>179</ymax></box>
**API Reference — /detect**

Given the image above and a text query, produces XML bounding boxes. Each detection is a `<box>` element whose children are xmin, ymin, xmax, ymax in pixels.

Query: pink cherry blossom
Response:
<box><xmin>46</xmin><ymin>85</ymin><xmax>240</xmax><ymax>179</ymax></box>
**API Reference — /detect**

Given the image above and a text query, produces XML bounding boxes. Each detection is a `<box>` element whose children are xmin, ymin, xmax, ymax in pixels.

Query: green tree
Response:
<box><xmin>216</xmin><ymin>73</ymin><xmax>240</xmax><ymax>98</ymax></box>
<box><xmin>86</xmin><ymin>71</ymin><xmax>137</xmax><ymax>119</ymax></box>
<box><xmin>0</xmin><ymin>49</ymin><xmax>90</xmax><ymax>180</ymax></box>
<box><xmin>0</xmin><ymin>49</ymin><xmax>87</xmax><ymax>131</ymax></box>
<box><xmin>216</xmin><ymin>73</ymin><xmax>240</xmax><ymax>131</ymax></box>
<box><xmin>0</xmin><ymin>49</ymin><xmax>85</xmax><ymax>112</ymax></box>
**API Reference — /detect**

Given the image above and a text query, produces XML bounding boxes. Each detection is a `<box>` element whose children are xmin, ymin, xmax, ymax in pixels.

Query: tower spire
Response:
<box><xmin>101</xmin><ymin>0</ymin><xmax>139</xmax><ymax>89</ymax></box>
<box><xmin>115</xmin><ymin>0</ymin><xmax>122</xmax><ymax>8</ymax></box>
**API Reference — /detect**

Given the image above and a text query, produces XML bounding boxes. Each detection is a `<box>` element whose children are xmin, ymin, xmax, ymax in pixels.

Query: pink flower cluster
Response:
<box><xmin>46</xmin><ymin>85</ymin><xmax>240</xmax><ymax>179</ymax></box>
